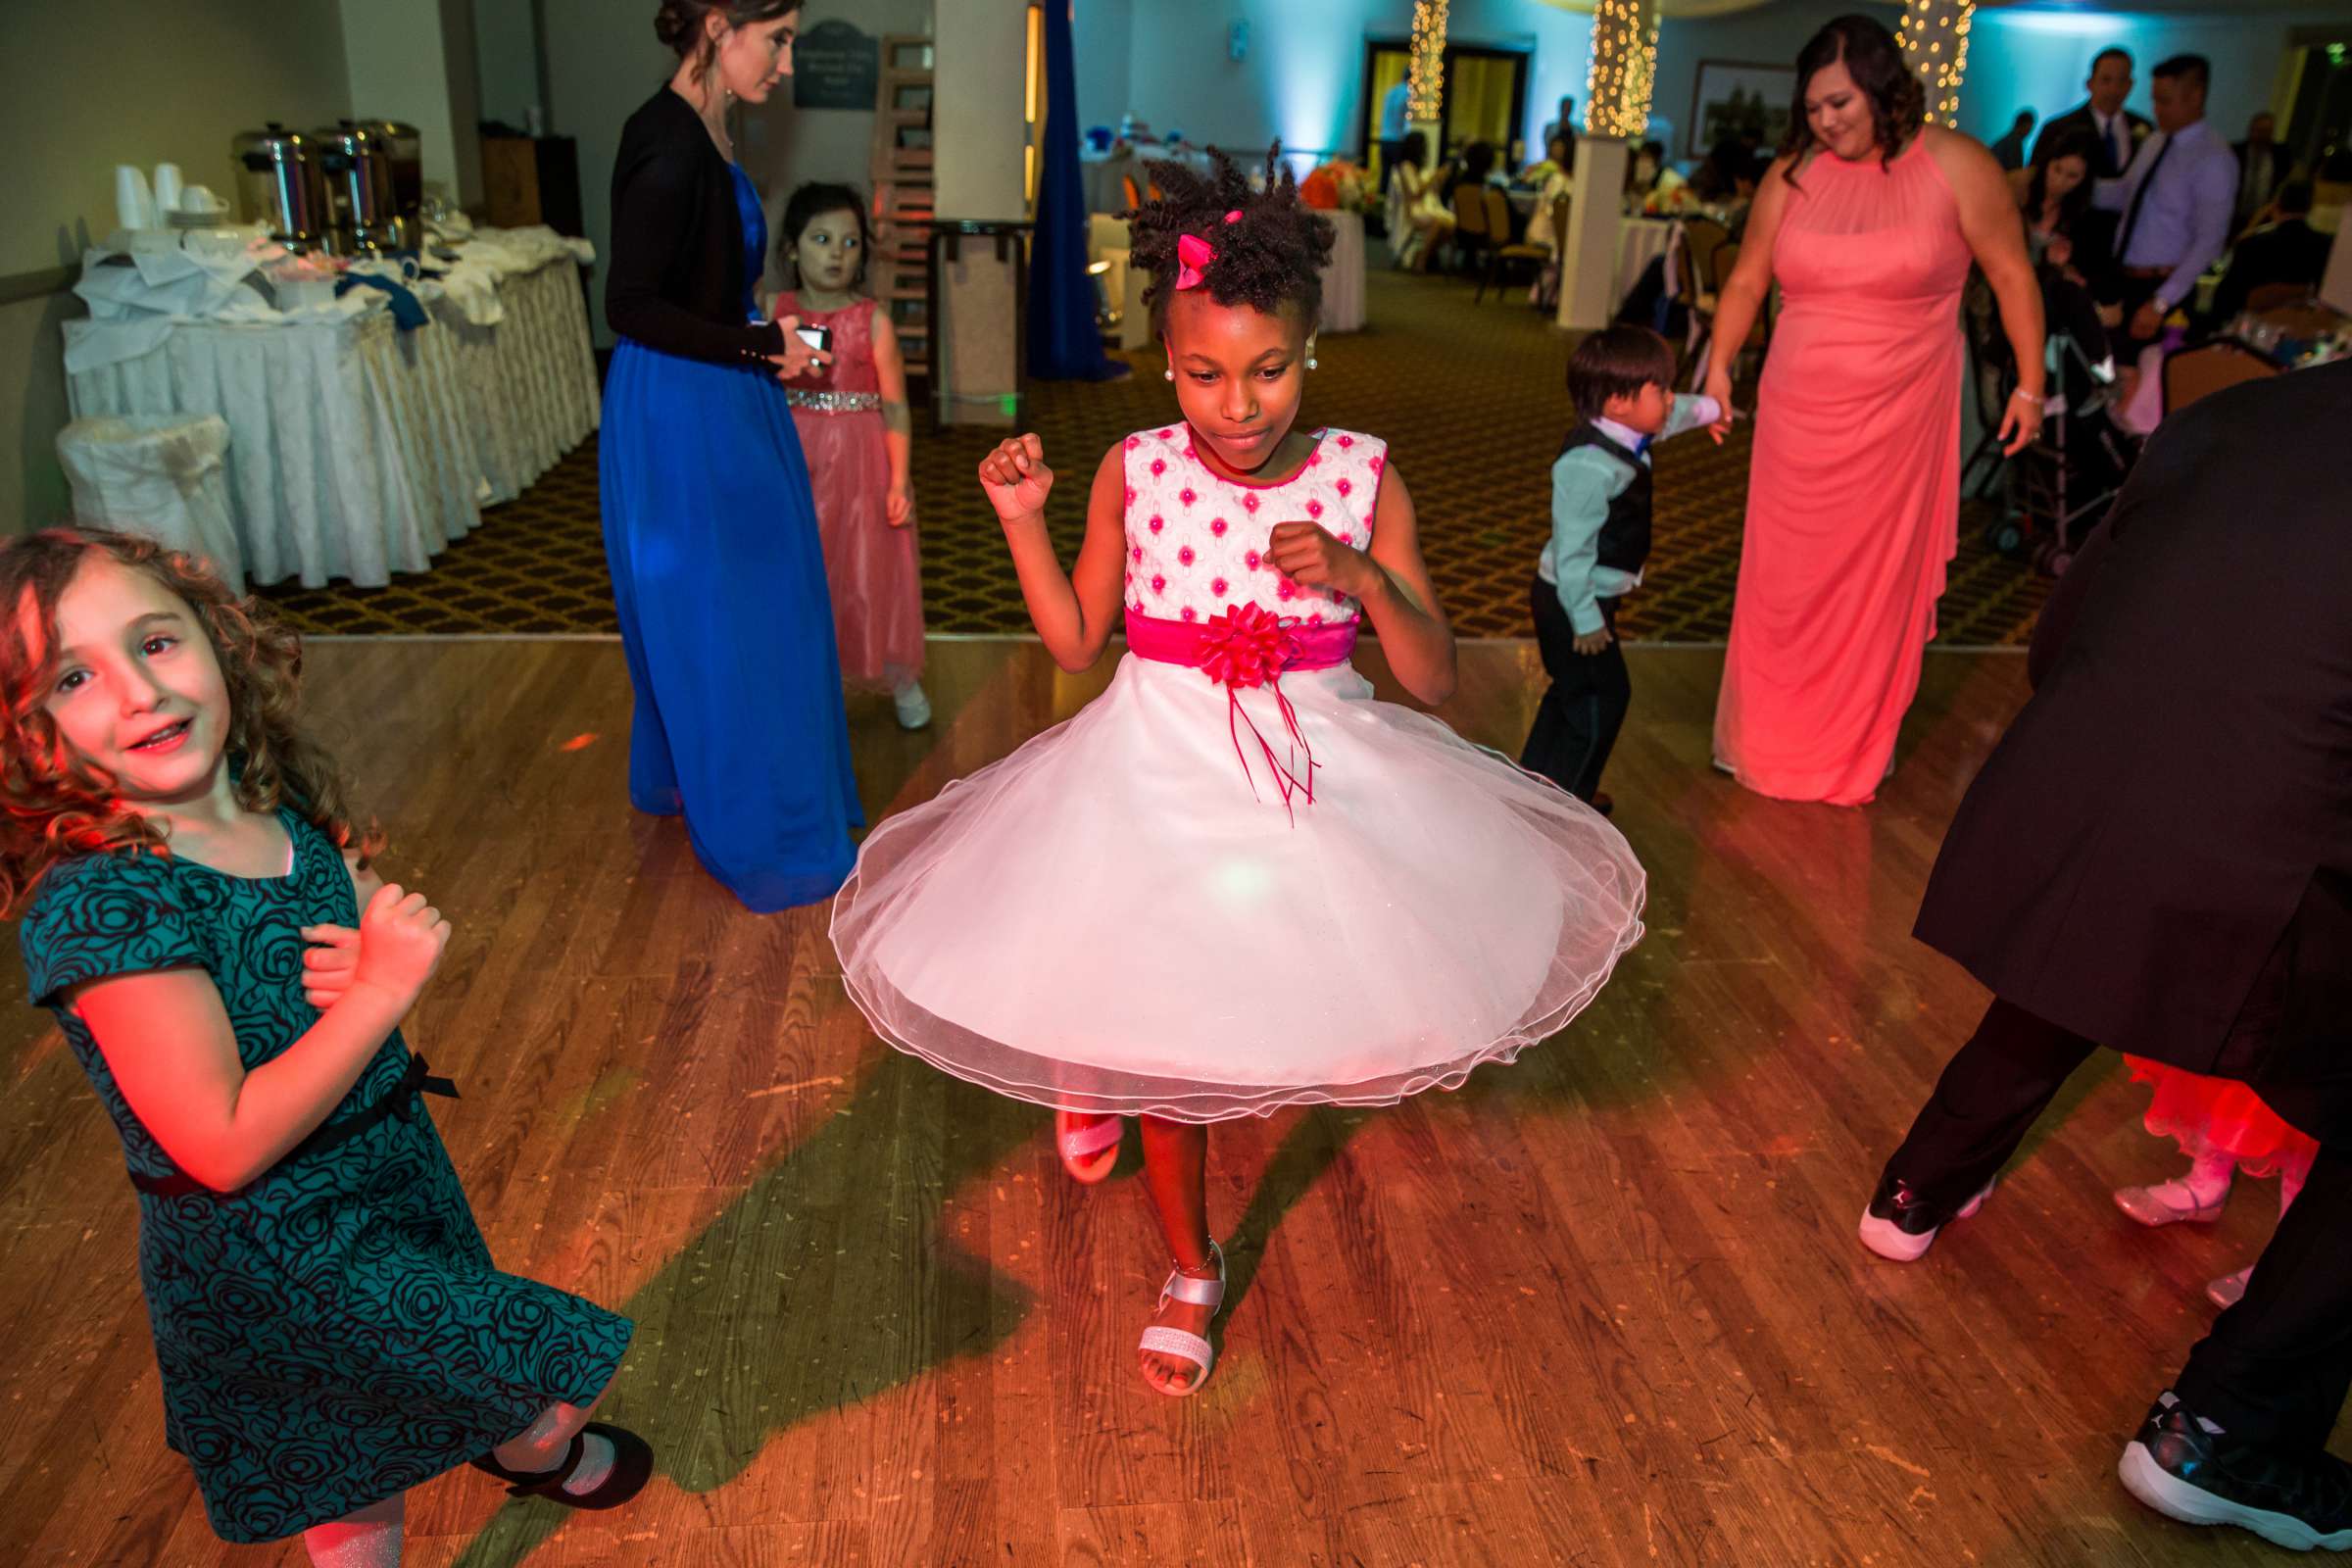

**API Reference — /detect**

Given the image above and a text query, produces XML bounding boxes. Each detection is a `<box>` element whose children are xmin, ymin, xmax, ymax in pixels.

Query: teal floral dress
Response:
<box><xmin>18</xmin><ymin>808</ymin><xmax>632</xmax><ymax>1543</ymax></box>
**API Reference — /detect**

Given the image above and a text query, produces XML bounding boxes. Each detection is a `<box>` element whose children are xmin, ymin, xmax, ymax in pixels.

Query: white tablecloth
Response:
<box><xmin>428</xmin><ymin>257</ymin><xmax>602</xmax><ymax>505</ymax></box>
<box><xmin>1321</xmin><ymin>211</ymin><xmax>1366</xmax><ymax>333</ymax></box>
<box><xmin>1618</xmin><ymin>219</ymin><xmax>1678</xmax><ymax>309</ymax></box>
<box><xmin>64</xmin><ymin>253</ymin><xmax>598</xmax><ymax>588</ymax></box>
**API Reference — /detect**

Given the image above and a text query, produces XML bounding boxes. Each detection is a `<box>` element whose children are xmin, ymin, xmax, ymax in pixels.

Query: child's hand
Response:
<box><xmin>1573</xmin><ymin>626</ymin><xmax>1614</xmax><ymax>657</ymax></box>
<box><xmin>886</xmin><ymin>479</ymin><xmax>915</xmax><ymax>528</ymax></box>
<box><xmin>349</xmin><ymin>884</ymin><xmax>451</xmax><ymax>1011</ymax></box>
<box><xmin>979</xmin><ymin>434</ymin><xmax>1054</xmax><ymax>524</ymax></box>
<box><xmin>1266</xmin><ymin>520</ymin><xmax>1377</xmax><ymax>599</ymax></box>
<box><xmin>768</xmin><ymin>316</ymin><xmax>832</xmax><ymax>382</ymax></box>
<box><xmin>299</xmin><ymin>923</ymin><xmax>361</xmax><ymax>1011</ymax></box>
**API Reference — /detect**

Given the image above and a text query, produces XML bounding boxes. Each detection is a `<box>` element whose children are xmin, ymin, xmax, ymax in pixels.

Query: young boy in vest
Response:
<box><xmin>1520</xmin><ymin>325</ymin><xmax>1723</xmax><ymax>812</ymax></box>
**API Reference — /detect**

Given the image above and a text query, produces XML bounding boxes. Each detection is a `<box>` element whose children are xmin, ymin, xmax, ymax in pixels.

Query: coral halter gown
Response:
<box><xmin>1714</xmin><ymin>134</ymin><xmax>1974</xmax><ymax>806</ymax></box>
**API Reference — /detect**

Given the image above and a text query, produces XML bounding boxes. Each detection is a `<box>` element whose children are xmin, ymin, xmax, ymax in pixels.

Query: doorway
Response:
<box><xmin>1358</xmin><ymin>38</ymin><xmax>1533</xmax><ymax>178</ymax></box>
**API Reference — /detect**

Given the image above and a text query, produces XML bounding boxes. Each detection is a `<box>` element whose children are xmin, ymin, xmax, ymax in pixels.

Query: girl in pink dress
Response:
<box><xmin>1701</xmin><ymin>17</ymin><xmax>2046</xmax><ymax>804</ymax></box>
<box><xmin>775</xmin><ymin>183</ymin><xmax>929</xmax><ymax>729</ymax></box>
<box><xmin>2114</xmin><ymin>1058</ymin><xmax>2319</xmax><ymax>1308</ymax></box>
<box><xmin>830</xmin><ymin>152</ymin><xmax>1645</xmax><ymax>1397</ymax></box>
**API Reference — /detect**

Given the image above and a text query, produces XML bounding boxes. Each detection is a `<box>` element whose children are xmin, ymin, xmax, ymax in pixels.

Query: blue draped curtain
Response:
<box><xmin>1027</xmin><ymin>0</ymin><xmax>1119</xmax><ymax>380</ymax></box>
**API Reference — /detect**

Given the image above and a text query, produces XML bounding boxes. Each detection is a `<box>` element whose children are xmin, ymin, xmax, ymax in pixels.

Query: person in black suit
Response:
<box><xmin>1859</xmin><ymin>361</ymin><xmax>2352</xmax><ymax>1552</ymax></box>
<box><xmin>2033</xmin><ymin>47</ymin><xmax>2151</xmax><ymax>177</ymax></box>
<box><xmin>2212</xmin><ymin>180</ymin><xmax>2333</xmax><ymax>320</ymax></box>
<box><xmin>1988</xmin><ymin>110</ymin><xmax>2034</xmax><ymax>172</ymax></box>
<box><xmin>2232</xmin><ymin>112</ymin><xmax>2292</xmax><ymax>232</ymax></box>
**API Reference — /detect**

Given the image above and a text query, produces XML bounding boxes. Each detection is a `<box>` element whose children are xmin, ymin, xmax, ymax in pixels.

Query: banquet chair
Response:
<box><xmin>1478</xmin><ymin>187</ymin><xmax>1552</xmax><ymax>305</ymax></box>
<box><xmin>2162</xmin><ymin>339</ymin><xmax>2280</xmax><ymax>416</ymax></box>
<box><xmin>1448</xmin><ymin>183</ymin><xmax>1494</xmax><ymax>279</ymax></box>
<box><xmin>1683</xmin><ymin>240</ymin><xmax>1770</xmax><ymax>387</ymax></box>
<box><xmin>1679</xmin><ymin>219</ymin><xmax>1731</xmax><ymax>312</ymax></box>
<box><xmin>2244</xmin><ymin>281</ymin><xmax>2312</xmax><ymax>315</ymax></box>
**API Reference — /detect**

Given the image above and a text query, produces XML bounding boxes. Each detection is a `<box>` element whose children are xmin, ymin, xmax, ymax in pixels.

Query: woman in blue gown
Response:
<box><xmin>600</xmin><ymin>0</ymin><xmax>860</xmax><ymax>911</ymax></box>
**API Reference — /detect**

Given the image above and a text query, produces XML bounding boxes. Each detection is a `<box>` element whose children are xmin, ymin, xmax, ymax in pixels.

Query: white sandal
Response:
<box><xmin>1138</xmin><ymin>1243</ymin><xmax>1225</xmax><ymax>1397</ymax></box>
<box><xmin>1054</xmin><ymin>1110</ymin><xmax>1123</xmax><ymax>1184</ymax></box>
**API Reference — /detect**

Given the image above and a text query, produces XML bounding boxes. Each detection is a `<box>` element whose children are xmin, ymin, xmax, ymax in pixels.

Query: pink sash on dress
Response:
<box><xmin>1126</xmin><ymin>606</ymin><xmax>1358</xmax><ymax>820</ymax></box>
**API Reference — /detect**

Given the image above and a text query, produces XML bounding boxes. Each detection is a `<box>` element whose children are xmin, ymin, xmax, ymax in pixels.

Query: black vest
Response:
<box><xmin>1558</xmin><ymin>422</ymin><xmax>1651</xmax><ymax>575</ymax></box>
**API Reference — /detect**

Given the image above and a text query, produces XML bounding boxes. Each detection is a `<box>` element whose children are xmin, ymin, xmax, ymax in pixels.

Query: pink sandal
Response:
<box><xmin>1055</xmin><ymin>1110</ymin><xmax>1123</xmax><ymax>1184</ymax></box>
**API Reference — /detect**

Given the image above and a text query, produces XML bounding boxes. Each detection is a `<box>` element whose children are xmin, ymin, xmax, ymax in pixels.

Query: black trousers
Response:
<box><xmin>1880</xmin><ymin>997</ymin><xmax>2352</xmax><ymax>1450</ymax></box>
<box><xmin>1520</xmin><ymin>578</ymin><xmax>1629</xmax><ymax>803</ymax></box>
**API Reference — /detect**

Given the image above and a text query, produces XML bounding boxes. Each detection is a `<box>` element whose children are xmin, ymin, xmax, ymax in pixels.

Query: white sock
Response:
<box><xmin>2182</xmin><ymin>1151</ymin><xmax>2234</xmax><ymax>1205</ymax></box>
<box><xmin>305</xmin><ymin>1495</ymin><xmax>404</xmax><ymax>1567</ymax></box>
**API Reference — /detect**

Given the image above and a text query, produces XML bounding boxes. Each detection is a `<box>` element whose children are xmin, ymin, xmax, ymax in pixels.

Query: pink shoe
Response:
<box><xmin>2114</xmin><ymin>1176</ymin><xmax>2230</xmax><ymax>1227</ymax></box>
<box><xmin>2206</xmin><ymin>1265</ymin><xmax>2252</xmax><ymax>1309</ymax></box>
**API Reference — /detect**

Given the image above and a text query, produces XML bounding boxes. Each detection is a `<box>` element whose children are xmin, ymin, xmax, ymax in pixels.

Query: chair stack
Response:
<box><xmin>869</xmin><ymin>36</ymin><xmax>938</xmax><ymax>379</ymax></box>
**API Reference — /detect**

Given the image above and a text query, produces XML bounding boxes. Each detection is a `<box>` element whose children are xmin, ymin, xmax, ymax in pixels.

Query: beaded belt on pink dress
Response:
<box><xmin>1125</xmin><ymin>606</ymin><xmax>1357</xmax><ymax>819</ymax></box>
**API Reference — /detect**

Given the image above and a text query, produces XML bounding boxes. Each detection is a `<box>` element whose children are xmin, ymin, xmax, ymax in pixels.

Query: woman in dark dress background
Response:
<box><xmin>601</xmin><ymin>0</ymin><xmax>861</xmax><ymax>911</ymax></box>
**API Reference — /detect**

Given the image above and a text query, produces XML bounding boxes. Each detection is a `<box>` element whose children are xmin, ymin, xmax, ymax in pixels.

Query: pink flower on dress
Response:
<box><xmin>1178</xmin><ymin>545</ymin><xmax>1196</xmax><ymax>566</ymax></box>
<box><xmin>1210</xmin><ymin>517</ymin><xmax>1228</xmax><ymax>536</ymax></box>
<box><xmin>1243</xmin><ymin>494</ymin><xmax>1260</xmax><ymax>514</ymax></box>
<box><xmin>1125</xmin><ymin>486</ymin><xmax>1137</xmax><ymax>507</ymax></box>
<box><xmin>1159</xmin><ymin>427</ymin><xmax>1176</xmax><ymax>441</ymax></box>
<box><xmin>1306</xmin><ymin>500</ymin><xmax>1323</xmax><ymax>519</ymax></box>
<box><xmin>1196</xmin><ymin>602</ymin><xmax>1300</xmax><ymax>691</ymax></box>
<box><xmin>1307</xmin><ymin>453</ymin><xmax>1321</xmax><ymax>466</ymax></box>
<box><xmin>1337</xmin><ymin>434</ymin><xmax>1354</xmax><ymax>449</ymax></box>
<box><xmin>1125</xmin><ymin>436</ymin><xmax>1141</xmax><ymax>450</ymax></box>
<box><xmin>1151</xmin><ymin>458</ymin><xmax>1166</xmax><ymax>477</ymax></box>
<box><xmin>1276</xmin><ymin>578</ymin><xmax>1297</xmax><ymax>601</ymax></box>
<box><xmin>1151</xmin><ymin>573</ymin><xmax>1166</xmax><ymax>595</ymax></box>
<box><xmin>1335</xmin><ymin>478</ymin><xmax>1352</xmax><ymax>498</ymax></box>
<box><xmin>1370</xmin><ymin>455</ymin><xmax>1385</xmax><ymax>474</ymax></box>
<box><xmin>1150</xmin><ymin>514</ymin><xmax>1164</xmax><ymax>533</ymax></box>
<box><xmin>1132</xmin><ymin>544</ymin><xmax>1144</xmax><ymax>562</ymax></box>
<box><xmin>1181</xmin><ymin>605</ymin><xmax>1198</xmax><ymax>622</ymax></box>
<box><xmin>1340</xmin><ymin>533</ymin><xmax>1354</xmax><ymax>546</ymax></box>
<box><xmin>1179</xmin><ymin>487</ymin><xmax>1198</xmax><ymax>508</ymax></box>
<box><xmin>1210</xmin><ymin>577</ymin><xmax>1229</xmax><ymax>597</ymax></box>
<box><xmin>1245</xmin><ymin>550</ymin><xmax>1261</xmax><ymax>570</ymax></box>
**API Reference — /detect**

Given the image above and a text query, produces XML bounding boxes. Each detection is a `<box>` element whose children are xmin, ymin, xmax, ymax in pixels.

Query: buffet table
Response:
<box><xmin>64</xmin><ymin>228</ymin><xmax>598</xmax><ymax>589</ymax></box>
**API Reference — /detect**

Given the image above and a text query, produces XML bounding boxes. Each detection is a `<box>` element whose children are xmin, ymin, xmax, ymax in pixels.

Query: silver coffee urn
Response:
<box><xmin>232</xmin><ymin>123</ymin><xmax>331</xmax><ymax>251</ymax></box>
<box><xmin>313</xmin><ymin>121</ymin><xmax>399</xmax><ymax>255</ymax></box>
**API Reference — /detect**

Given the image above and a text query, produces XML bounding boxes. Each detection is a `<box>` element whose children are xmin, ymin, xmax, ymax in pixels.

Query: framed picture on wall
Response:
<box><xmin>1689</xmin><ymin>60</ymin><xmax>1796</xmax><ymax>160</ymax></box>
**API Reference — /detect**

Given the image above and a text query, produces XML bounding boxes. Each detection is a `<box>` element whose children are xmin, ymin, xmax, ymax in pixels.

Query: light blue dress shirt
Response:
<box><xmin>2095</xmin><ymin>118</ymin><xmax>2238</xmax><ymax>312</ymax></box>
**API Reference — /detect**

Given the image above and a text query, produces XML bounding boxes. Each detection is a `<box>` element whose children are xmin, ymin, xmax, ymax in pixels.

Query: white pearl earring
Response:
<box><xmin>1164</xmin><ymin>368</ymin><xmax>1176</xmax><ymax>381</ymax></box>
<box><xmin>1306</xmin><ymin>356</ymin><xmax>1319</xmax><ymax>370</ymax></box>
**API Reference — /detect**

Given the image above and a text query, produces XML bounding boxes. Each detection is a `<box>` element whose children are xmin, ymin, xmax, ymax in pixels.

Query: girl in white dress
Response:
<box><xmin>831</xmin><ymin>150</ymin><xmax>1645</xmax><ymax>1396</ymax></box>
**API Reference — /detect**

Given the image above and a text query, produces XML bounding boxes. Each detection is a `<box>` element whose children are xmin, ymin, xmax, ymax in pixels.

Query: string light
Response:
<box><xmin>1408</xmin><ymin>0</ymin><xmax>1449</xmax><ymax>122</ymax></box>
<box><xmin>1586</xmin><ymin>0</ymin><xmax>1661</xmax><ymax>140</ymax></box>
<box><xmin>1896</xmin><ymin>0</ymin><xmax>1975</xmax><ymax>128</ymax></box>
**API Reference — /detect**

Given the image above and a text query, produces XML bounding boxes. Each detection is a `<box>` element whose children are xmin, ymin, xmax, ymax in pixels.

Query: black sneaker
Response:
<box><xmin>2119</xmin><ymin>1393</ymin><xmax>2352</xmax><ymax>1551</ymax></box>
<box><xmin>1856</xmin><ymin>1174</ymin><xmax>1992</xmax><ymax>1262</ymax></box>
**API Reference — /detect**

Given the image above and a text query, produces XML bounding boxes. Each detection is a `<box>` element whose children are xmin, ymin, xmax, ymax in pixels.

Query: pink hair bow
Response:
<box><xmin>1175</xmin><ymin>233</ymin><xmax>1215</xmax><ymax>291</ymax></box>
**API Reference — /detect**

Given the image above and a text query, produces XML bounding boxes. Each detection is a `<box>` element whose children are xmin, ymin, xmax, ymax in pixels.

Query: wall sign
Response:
<box><xmin>794</xmin><ymin>20</ymin><xmax>881</xmax><ymax>112</ymax></box>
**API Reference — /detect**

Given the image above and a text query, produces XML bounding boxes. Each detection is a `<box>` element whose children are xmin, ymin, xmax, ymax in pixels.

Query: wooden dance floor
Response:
<box><xmin>0</xmin><ymin>638</ymin><xmax>2327</xmax><ymax>1565</ymax></box>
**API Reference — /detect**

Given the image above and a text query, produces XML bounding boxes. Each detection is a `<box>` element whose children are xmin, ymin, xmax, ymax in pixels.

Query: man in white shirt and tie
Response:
<box><xmin>2032</xmin><ymin>48</ymin><xmax>2149</xmax><ymax>178</ymax></box>
<box><xmin>2097</xmin><ymin>54</ymin><xmax>2238</xmax><ymax>352</ymax></box>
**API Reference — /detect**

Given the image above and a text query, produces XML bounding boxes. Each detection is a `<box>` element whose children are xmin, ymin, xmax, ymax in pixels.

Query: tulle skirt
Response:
<box><xmin>831</xmin><ymin>654</ymin><xmax>1646</xmax><ymax>1121</ymax></box>
<box><xmin>2124</xmin><ymin>1056</ymin><xmax>2321</xmax><ymax>1183</ymax></box>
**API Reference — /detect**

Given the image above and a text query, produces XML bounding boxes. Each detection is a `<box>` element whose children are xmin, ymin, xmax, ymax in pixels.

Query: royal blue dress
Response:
<box><xmin>599</xmin><ymin>163</ymin><xmax>861</xmax><ymax>910</ymax></box>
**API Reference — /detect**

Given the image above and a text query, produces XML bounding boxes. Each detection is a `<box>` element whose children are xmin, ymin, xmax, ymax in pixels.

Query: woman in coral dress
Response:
<box><xmin>1701</xmin><ymin>16</ymin><xmax>2046</xmax><ymax>805</ymax></box>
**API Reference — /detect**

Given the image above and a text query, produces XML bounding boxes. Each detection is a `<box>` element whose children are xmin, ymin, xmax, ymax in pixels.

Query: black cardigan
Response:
<box><xmin>606</xmin><ymin>86</ymin><xmax>787</xmax><ymax>365</ymax></box>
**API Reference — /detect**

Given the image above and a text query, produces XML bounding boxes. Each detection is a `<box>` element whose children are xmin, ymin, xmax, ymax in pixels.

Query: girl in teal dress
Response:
<box><xmin>2</xmin><ymin>529</ymin><xmax>650</xmax><ymax>1564</ymax></box>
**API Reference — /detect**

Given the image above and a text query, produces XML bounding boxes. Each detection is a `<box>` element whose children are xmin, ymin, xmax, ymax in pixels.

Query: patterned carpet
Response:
<box><xmin>255</xmin><ymin>264</ymin><xmax>2049</xmax><ymax>644</ymax></box>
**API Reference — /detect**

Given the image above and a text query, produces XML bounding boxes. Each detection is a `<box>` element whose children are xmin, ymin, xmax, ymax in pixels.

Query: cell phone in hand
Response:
<box><xmin>795</xmin><ymin>322</ymin><xmax>832</xmax><ymax>355</ymax></box>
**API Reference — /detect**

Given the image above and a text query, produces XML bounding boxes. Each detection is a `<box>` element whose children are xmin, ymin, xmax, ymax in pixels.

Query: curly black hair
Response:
<box><xmin>1125</xmin><ymin>144</ymin><xmax>1335</xmax><ymax>338</ymax></box>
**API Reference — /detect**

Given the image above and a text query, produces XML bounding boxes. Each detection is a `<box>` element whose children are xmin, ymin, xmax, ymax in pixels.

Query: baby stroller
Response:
<box><xmin>1963</xmin><ymin>269</ymin><xmax>2138</xmax><ymax>575</ymax></box>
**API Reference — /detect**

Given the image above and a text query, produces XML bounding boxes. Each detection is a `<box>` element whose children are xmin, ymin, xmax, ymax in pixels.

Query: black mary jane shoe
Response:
<box><xmin>2119</xmin><ymin>1393</ymin><xmax>2352</xmax><ymax>1552</ymax></box>
<box><xmin>469</xmin><ymin>1422</ymin><xmax>656</xmax><ymax>1510</ymax></box>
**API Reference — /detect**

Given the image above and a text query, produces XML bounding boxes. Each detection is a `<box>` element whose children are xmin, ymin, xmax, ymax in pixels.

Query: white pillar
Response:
<box><xmin>1557</xmin><ymin>137</ymin><xmax>1631</xmax><ymax>331</ymax></box>
<box><xmin>1559</xmin><ymin>0</ymin><xmax>1656</xmax><ymax>332</ymax></box>
<box><xmin>1896</xmin><ymin>0</ymin><xmax>1976</xmax><ymax>128</ymax></box>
